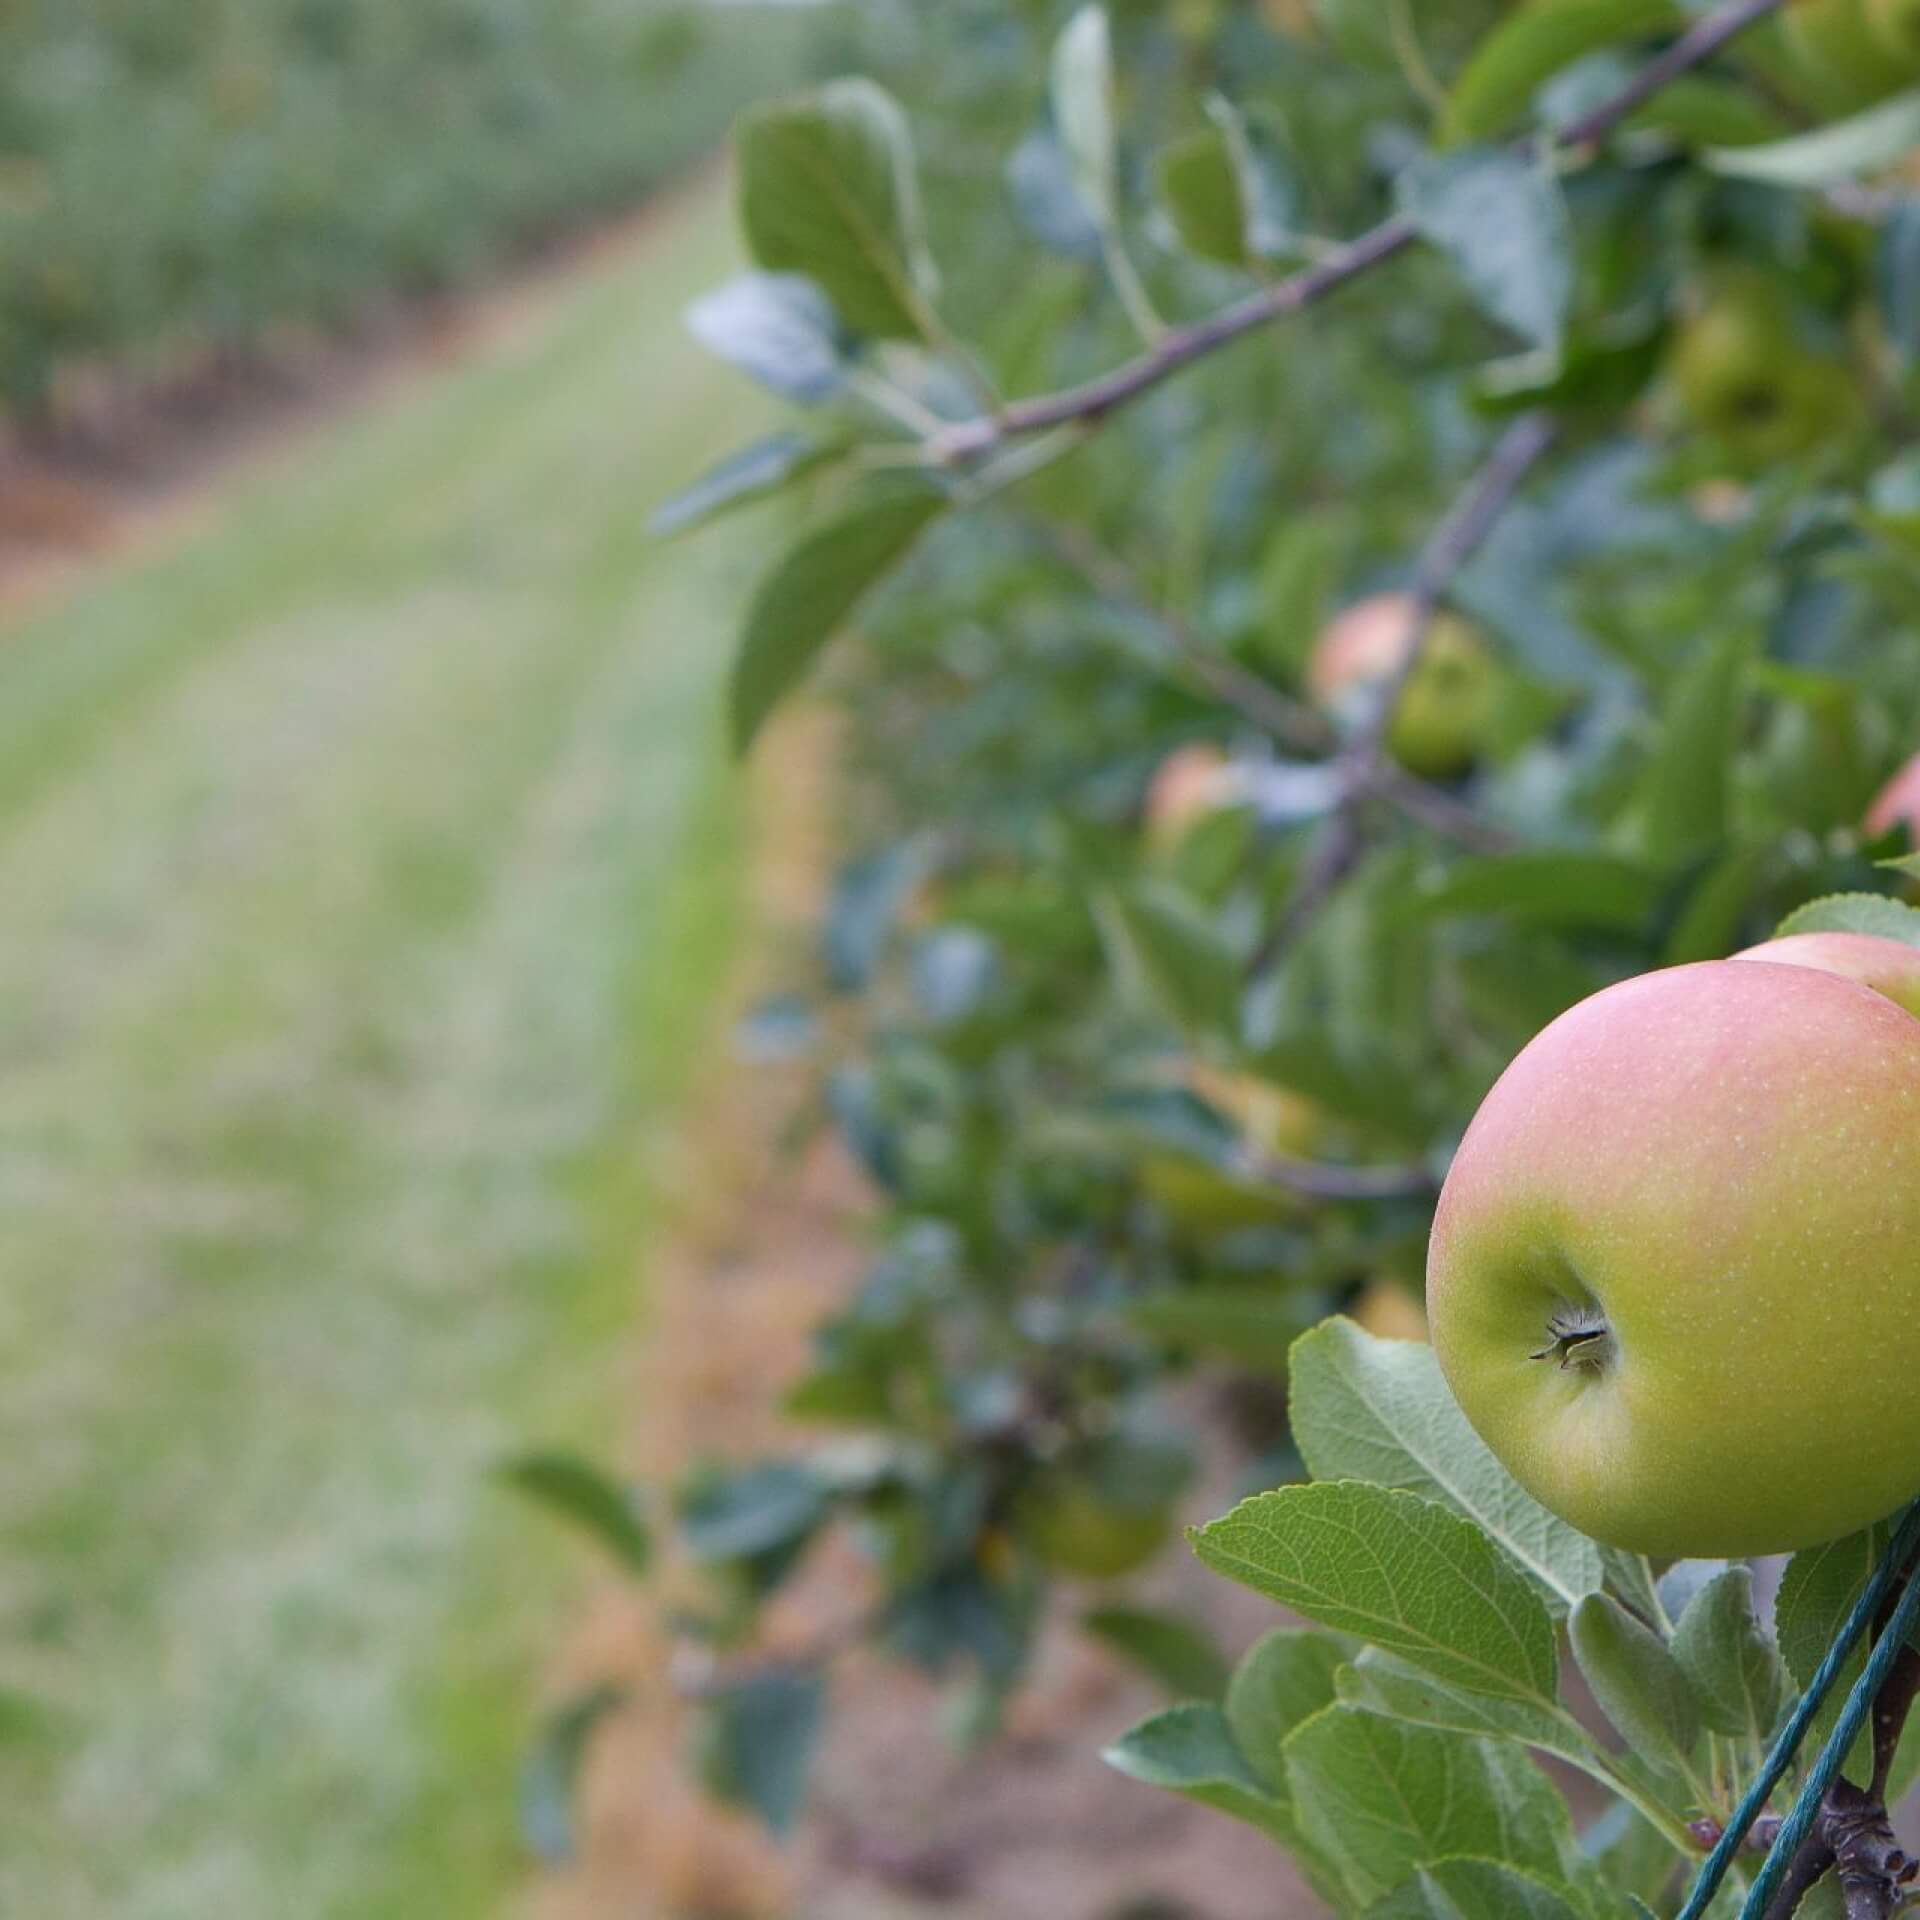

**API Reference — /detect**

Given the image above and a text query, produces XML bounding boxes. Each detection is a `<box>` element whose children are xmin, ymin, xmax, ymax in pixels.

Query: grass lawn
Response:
<box><xmin>0</xmin><ymin>174</ymin><xmax>775</xmax><ymax>1917</ymax></box>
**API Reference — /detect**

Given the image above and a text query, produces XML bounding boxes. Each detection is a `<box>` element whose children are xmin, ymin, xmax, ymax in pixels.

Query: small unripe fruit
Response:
<box><xmin>1666</xmin><ymin>276</ymin><xmax>1858</xmax><ymax>473</ymax></box>
<box><xmin>1016</xmin><ymin>1483</ymin><xmax>1172</xmax><ymax>1578</ymax></box>
<box><xmin>1428</xmin><ymin>961</ymin><xmax>1920</xmax><ymax>1557</ymax></box>
<box><xmin>1309</xmin><ymin>593</ymin><xmax>1498</xmax><ymax>781</ymax></box>
<box><xmin>1733</xmin><ymin>931</ymin><xmax>1920</xmax><ymax>1020</ymax></box>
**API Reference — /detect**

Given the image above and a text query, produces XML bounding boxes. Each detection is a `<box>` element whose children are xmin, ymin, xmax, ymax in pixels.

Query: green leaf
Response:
<box><xmin>1706</xmin><ymin>90</ymin><xmax>1920</xmax><ymax>187</ymax></box>
<box><xmin>1395</xmin><ymin>148</ymin><xmax>1573</xmax><ymax>352</ymax></box>
<box><xmin>1444</xmin><ymin>0</ymin><xmax>1678</xmax><ymax>144</ymax></box>
<box><xmin>1774</xmin><ymin>1524</ymin><xmax>1891</xmax><ymax>1786</ymax></box>
<box><xmin>1670</xmin><ymin>1566</ymin><xmax>1784</xmax><ymax>1749</ymax></box>
<box><xmin>1227</xmin><ymin>1627</ymin><xmax>1355</xmax><ymax>1791</ymax></box>
<box><xmin>683</xmin><ymin>271</ymin><xmax>846</xmax><ymax>403</ymax></box>
<box><xmin>1193</xmin><ymin>1482</ymin><xmax>1560</xmax><ymax>1705</ymax></box>
<box><xmin>1289</xmin><ymin>1319</ymin><xmax>1604</xmax><ymax>1615</ymax></box>
<box><xmin>1622</xmin><ymin>76</ymin><xmax>1791</xmax><ymax>149</ymax></box>
<box><xmin>1368</xmin><ymin>1856</ymin><xmax>1590</xmax><ymax>1920</ymax></box>
<box><xmin>678</xmin><ymin>1461</ymin><xmax>829</xmax><ymax>1563</ymax></box>
<box><xmin>1210</xmin><ymin>97</ymin><xmax>1299</xmax><ymax>260</ymax></box>
<box><xmin>697</xmin><ymin>1666</ymin><xmax>825</xmax><ymax>1835</ymax></box>
<box><xmin>1155</xmin><ymin>128</ymin><xmax>1248</xmax><ymax>267</ymax></box>
<box><xmin>651</xmin><ymin>431</ymin><xmax>841</xmax><ymax>539</ymax></box>
<box><xmin>1334</xmin><ymin>1650</ymin><xmax>1598</xmax><ymax>1774</ymax></box>
<box><xmin>1154</xmin><ymin>100</ymin><xmax>1297</xmax><ymax>268</ymax></box>
<box><xmin>730</xmin><ymin>490</ymin><xmax>944</xmax><ymax>751</ymax></box>
<box><xmin>1627</xmin><ymin>631</ymin><xmax>1746</xmax><ymax>868</ymax></box>
<box><xmin>1284</xmin><ymin>1706</ymin><xmax>1577</xmax><ymax>1910</ymax></box>
<box><xmin>737</xmin><ymin>78</ymin><xmax>936</xmax><ymax>340</ymax></box>
<box><xmin>1052</xmin><ymin>6</ymin><xmax>1118</xmax><ymax>230</ymax></box>
<box><xmin>1103</xmin><ymin>1702</ymin><xmax>1292</xmax><ymax>1838</ymax></box>
<box><xmin>1568</xmin><ymin>1593</ymin><xmax>1700</xmax><ymax>1779</ymax></box>
<box><xmin>1774</xmin><ymin>891</ymin><xmax>1920</xmax><ymax>947</ymax></box>
<box><xmin>1880</xmin><ymin>200</ymin><xmax>1920</xmax><ymax>368</ymax></box>
<box><xmin>1083</xmin><ymin>1605</ymin><xmax>1231</xmax><ymax>1700</ymax></box>
<box><xmin>1096</xmin><ymin>882</ymin><xmax>1242</xmax><ymax>1035</ymax></box>
<box><xmin>1880</xmin><ymin>852</ymin><xmax>1920</xmax><ymax>879</ymax></box>
<box><xmin>497</xmin><ymin>1451</ymin><xmax>652</xmax><ymax>1574</ymax></box>
<box><xmin>1412</xmin><ymin>852</ymin><xmax>1663</xmax><ymax>934</ymax></box>
<box><xmin>1129</xmin><ymin>1284</ymin><xmax>1324</xmax><ymax>1363</ymax></box>
<box><xmin>1662</xmin><ymin>842</ymin><xmax>1767</xmax><ymax>966</ymax></box>
<box><xmin>518</xmin><ymin>1683</ymin><xmax>625</xmax><ymax>1863</ymax></box>
<box><xmin>1598</xmin><ymin>1547</ymin><xmax>1668</xmax><ymax>1630</ymax></box>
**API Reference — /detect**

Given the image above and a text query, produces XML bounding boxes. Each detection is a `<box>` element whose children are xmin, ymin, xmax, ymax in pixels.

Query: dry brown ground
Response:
<box><xmin>527</xmin><ymin>713</ymin><xmax>1325</xmax><ymax>1920</ymax></box>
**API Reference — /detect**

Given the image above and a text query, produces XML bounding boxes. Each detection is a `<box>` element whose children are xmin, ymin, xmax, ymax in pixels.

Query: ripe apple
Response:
<box><xmin>1308</xmin><ymin>592</ymin><xmax>1498</xmax><ymax>781</ymax></box>
<box><xmin>1867</xmin><ymin>752</ymin><xmax>1920</xmax><ymax>844</ymax></box>
<box><xmin>1427</xmin><ymin>960</ymin><xmax>1920</xmax><ymax>1557</ymax></box>
<box><xmin>1732</xmin><ymin>931</ymin><xmax>1920</xmax><ymax>1020</ymax></box>
<box><xmin>1666</xmin><ymin>275</ymin><xmax>1858</xmax><ymax>473</ymax></box>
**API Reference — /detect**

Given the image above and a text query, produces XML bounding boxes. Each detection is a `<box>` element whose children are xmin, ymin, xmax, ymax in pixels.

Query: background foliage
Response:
<box><xmin>0</xmin><ymin>0</ymin><xmax>825</xmax><ymax>415</ymax></box>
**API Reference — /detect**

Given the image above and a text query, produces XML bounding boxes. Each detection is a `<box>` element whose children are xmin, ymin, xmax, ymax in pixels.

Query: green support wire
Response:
<box><xmin>1677</xmin><ymin>1497</ymin><xmax>1920</xmax><ymax>1920</ymax></box>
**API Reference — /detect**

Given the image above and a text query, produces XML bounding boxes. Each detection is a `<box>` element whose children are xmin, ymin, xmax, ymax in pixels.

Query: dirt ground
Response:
<box><xmin>527</xmin><ymin>715</ymin><xmax>1324</xmax><ymax>1920</ymax></box>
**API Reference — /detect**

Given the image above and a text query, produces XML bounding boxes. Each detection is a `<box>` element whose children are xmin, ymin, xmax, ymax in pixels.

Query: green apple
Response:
<box><xmin>1014</xmin><ymin>1432</ymin><xmax>1189</xmax><ymax>1579</ymax></box>
<box><xmin>1666</xmin><ymin>276</ymin><xmax>1859</xmax><ymax>474</ymax></box>
<box><xmin>1783</xmin><ymin>0</ymin><xmax>1906</xmax><ymax>106</ymax></box>
<box><xmin>1867</xmin><ymin>751</ymin><xmax>1920</xmax><ymax>844</ymax></box>
<box><xmin>1427</xmin><ymin>960</ymin><xmax>1920</xmax><ymax>1557</ymax></box>
<box><xmin>1142</xmin><ymin>1068</ymin><xmax>1325</xmax><ymax>1234</ymax></box>
<box><xmin>1309</xmin><ymin>592</ymin><xmax>1499</xmax><ymax>781</ymax></box>
<box><xmin>1867</xmin><ymin>0</ymin><xmax>1920</xmax><ymax>60</ymax></box>
<box><xmin>1015</xmin><ymin>1480</ymin><xmax>1173</xmax><ymax>1578</ymax></box>
<box><xmin>1733</xmin><ymin>931</ymin><xmax>1920</xmax><ymax>1019</ymax></box>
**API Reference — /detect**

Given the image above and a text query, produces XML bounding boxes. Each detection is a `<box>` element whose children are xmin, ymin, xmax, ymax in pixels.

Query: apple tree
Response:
<box><xmin>510</xmin><ymin>1</ymin><xmax>1920</xmax><ymax>1911</ymax></box>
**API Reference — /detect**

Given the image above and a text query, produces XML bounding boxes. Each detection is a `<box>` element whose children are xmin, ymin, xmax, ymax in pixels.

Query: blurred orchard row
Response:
<box><xmin>0</xmin><ymin>0</ymin><xmax>822</xmax><ymax>418</ymax></box>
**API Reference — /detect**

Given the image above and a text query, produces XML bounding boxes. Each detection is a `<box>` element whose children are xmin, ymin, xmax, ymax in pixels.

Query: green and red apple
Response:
<box><xmin>1308</xmin><ymin>592</ymin><xmax>1499</xmax><ymax>781</ymax></box>
<box><xmin>1733</xmin><ymin>930</ymin><xmax>1920</xmax><ymax>1019</ymax></box>
<box><xmin>1427</xmin><ymin>959</ymin><xmax>1920</xmax><ymax>1557</ymax></box>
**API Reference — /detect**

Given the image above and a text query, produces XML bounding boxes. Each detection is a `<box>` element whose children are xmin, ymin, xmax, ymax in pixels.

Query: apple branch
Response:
<box><xmin>926</xmin><ymin>0</ymin><xmax>1788</xmax><ymax>469</ymax></box>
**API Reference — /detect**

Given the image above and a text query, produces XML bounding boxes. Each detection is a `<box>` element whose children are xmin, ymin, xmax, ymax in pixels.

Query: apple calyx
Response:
<box><xmin>1529</xmin><ymin>1304</ymin><xmax>1613</xmax><ymax>1372</ymax></box>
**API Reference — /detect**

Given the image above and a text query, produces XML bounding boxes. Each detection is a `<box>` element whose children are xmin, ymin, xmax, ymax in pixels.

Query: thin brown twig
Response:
<box><xmin>1027</xmin><ymin>516</ymin><xmax>1332</xmax><ymax>752</ymax></box>
<box><xmin>927</xmin><ymin>0</ymin><xmax>1789</xmax><ymax>467</ymax></box>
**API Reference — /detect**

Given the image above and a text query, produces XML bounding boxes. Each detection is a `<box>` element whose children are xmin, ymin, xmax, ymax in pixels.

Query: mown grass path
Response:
<box><xmin>0</xmin><ymin>176</ymin><xmax>770</xmax><ymax>1917</ymax></box>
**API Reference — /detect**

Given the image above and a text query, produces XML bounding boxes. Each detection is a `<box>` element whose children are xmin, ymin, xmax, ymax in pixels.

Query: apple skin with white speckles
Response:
<box><xmin>1427</xmin><ymin>961</ymin><xmax>1920</xmax><ymax>1558</ymax></box>
<box><xmin>1732</xmin><ymin>931</ymin><xmax>1920</xmax><ymax>1020</ymax></box>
